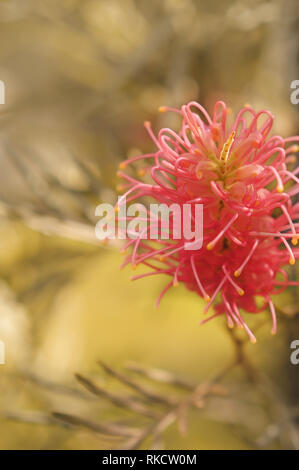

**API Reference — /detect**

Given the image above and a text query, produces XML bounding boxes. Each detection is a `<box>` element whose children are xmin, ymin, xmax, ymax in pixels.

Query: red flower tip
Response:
<box><xmin>117</xmin><ymin>100</ymin><xmax>299</xmax><ymax>342</ymax></box>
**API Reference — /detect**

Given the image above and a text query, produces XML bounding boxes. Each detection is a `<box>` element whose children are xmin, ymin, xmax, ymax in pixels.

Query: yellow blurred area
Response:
<box><xmin>0</xmin><ymin>225</ymin><xmax>249</xmax><ymax>450</ymax></box>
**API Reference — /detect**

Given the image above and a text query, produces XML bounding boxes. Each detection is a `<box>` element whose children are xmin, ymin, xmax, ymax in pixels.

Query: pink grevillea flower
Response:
<box><xmin>116</xmin><ymin>101</ymin><xmax>299</xmax><ymax>343</ymax></box>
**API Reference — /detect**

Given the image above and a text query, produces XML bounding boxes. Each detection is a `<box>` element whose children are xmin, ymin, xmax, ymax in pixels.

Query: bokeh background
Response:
<box><xmin>0</xmin><ymin>0</ymin><xmax>299</xmax><ymax>450</ymax></box>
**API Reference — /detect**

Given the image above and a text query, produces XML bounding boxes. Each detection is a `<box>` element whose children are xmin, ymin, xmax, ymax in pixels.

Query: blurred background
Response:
<box><xmin>0</xmin><ymin>0</ymin><xmax>299</xmax><ymax>450</ymax></box>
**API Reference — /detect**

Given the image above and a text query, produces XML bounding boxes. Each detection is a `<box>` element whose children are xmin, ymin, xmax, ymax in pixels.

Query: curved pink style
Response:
<box><xmin>117</xmin><ymin>101</ymin><xmax>299</xmax><ymax>343</ymax></box>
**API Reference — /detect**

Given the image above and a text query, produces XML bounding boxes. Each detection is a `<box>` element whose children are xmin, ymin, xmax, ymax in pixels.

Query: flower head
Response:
<box><xmin>117</xmin><ymin>101</ymin><xmax>299</xmax><ymax>342</ymax></box>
